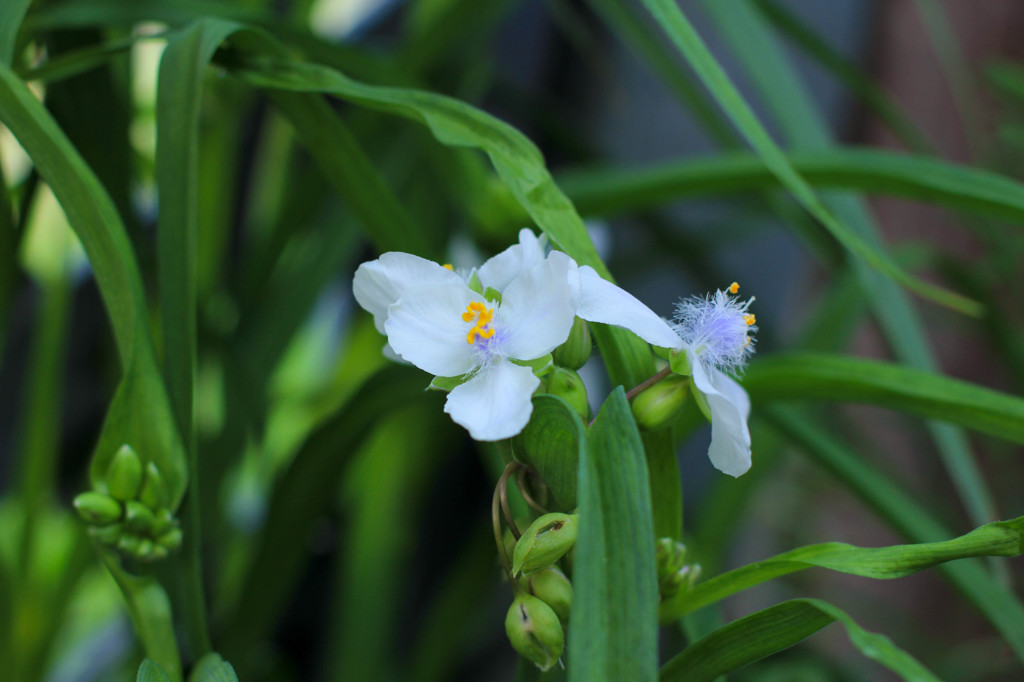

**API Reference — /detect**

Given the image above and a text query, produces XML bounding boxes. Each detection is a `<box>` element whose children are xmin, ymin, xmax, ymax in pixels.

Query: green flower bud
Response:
<box><xmin>545</xmin><ymin>367</ymin><xmax>588</xmax><ymax>419</ymax></box>
<box><xmin>527</xmin><ymin>566</ymin><xmax>573</xmax><ymax>625</ymax></box>
<box><xmin>138</xmin><ymin>462</ymin><xmax>166</xmax><ymax>509</ymax></box>
<box><xmin>552</xmin><ymin>317</ymin><xmax>591</xmax><ymax>370</ymax></box>
<box><xmin>124</xmin><ymin>500</ymin><xmax>156</xmax><ymax>531</ymax></box>
<box><xmin>133</xmin><ymin>538</ymin><xmax>155</xmax><ymax>560</ymax></box>
<box><xmin>73</xmin><ymin>492</ymin><xmax>123</xmax><ymax>525</ymax></box>
<box><xmin>655</xmin><ymin>538</ymin><xmax>687</xmax><ymax>576</ymax></box>
<box><xmin>117</xmin><ymin>533</ymin><xmax>144</xmax><ymax>555</ymax></box>
<box><xmin>88</xmin><ymin>522</ymin><xmax>125</xmax><ymax>545</ymax></box>
<box><xmin>157</xmin><ymin>527</ymin><xmax>183</xmax><ymax>551</ymax></box>
<box><xmin>150</xmin><ymin>544</ymin><xmax>169</xmax><ymax>561</ymax></box>
<box><xmin>105</xmin><ymin>444</ymin><xmax>143</xmax><ymax>501</ymax></box>
<box><xmin>152</xmin><ymin>508</ymin><xmax>176</xmax><ymax>535</ymax></box>
<box><xmin>660</xmin><ymin>564</ymin><xmax>701</xmax><ymax>599</ymax></box>
<box><xmin>505</xmin><ymin>594</ymin><xmax>564</xmax><ymax>672</ymax></box>
<box><xmin>631</xmin><ymin>374</ymin><xmax>689</xmax><ymax>431</ymax></box>
<box><xmin>512</xmin><ymin>513</ymin><xmax>578</xmax><ymax>576</ymax></box>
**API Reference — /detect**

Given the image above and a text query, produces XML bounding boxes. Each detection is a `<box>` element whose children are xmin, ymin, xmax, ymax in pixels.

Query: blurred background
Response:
<box><xmin>2</xmin><ymin>0</ymin><xmax>1024</xmax><ymax>680</ymax></box>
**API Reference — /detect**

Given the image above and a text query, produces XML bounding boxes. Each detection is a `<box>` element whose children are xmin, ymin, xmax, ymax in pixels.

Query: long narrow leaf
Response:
<box><xmin>743</xmin><ymin>353</ymin><xmax>1024</xmax><ymax>445</ymax></box>
<box><xmin>638</xmin><ymin>0</ymin><xmax>976</xmax><ymax>314</ymax></box>
<box><xmin>569</xmin><ymin>388</ymin><xmax>658</xmax><ymax>682</ymax></box>
<box><xmin>659</xmin><ymin>598</ymin><xmax>938</xmax><ymax>682</ymax></box>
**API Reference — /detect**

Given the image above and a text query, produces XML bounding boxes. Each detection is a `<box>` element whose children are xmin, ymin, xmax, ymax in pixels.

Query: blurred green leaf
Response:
<box><xmin>639</xmin><ymin>0</ymin><xmax>976</xmax><ymax>315</ymax></box>
<box><xmin>765</xmin><ymin>406</ymin><xmax>1024</xmax><ymax>663</ymax></box>
<box><xmin>659</xmin><ymin>598</ymin><xmax>938</xmax><ymax>682</ymax></box>
<box><xmin>744</xmin><ymin>353</ymin><xmax>1024</xmax><ymax>445</ymax></box>
<box><xmin>569</xmin><ymin>388</ymin><xmax>658</xmax><ymax>682</ymax></box>
<box><xmin>0</xmin><ymin>0</ymin><xmax>31</xmax><ymax>66</ymax></box>
<box><xmin>663</xmin><ymin>515</ymin><xmax>1024</xmax><ymax>619</ymax></box>
<box><xmin>560</xmin><ymin>149</ymin><xmax>1024</xmax><ymax>226</ymax></box>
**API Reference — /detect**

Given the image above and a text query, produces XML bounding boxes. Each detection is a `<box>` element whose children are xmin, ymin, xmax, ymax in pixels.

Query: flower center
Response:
<box><xmin>462</xmin><ymin>302</ymin><xmax>496</xmax><ymax>345</ymax></box>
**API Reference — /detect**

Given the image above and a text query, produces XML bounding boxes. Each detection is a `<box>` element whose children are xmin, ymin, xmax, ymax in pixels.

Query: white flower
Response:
<box><xmin>353</xmin><ymin>246</ymin><xmax>577</xmax><ymax>441</ymax></box>
<box><xmin>575</xmin><ymin>274</ymin><xmax>756</xmax><ymax>477</ymax></box>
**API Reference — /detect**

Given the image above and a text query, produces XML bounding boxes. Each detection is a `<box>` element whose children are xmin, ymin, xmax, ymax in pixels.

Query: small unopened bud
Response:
<box><xmin>73</xmin><ymin>492</ymin><xmax>122</xmax><ymax>525</ymax></box>
<box><xmin>105</xmin><ymin>444</ymin><xmax>143</xmax><ymax>501</ymax></box>
<box><xmin>527</xmin><ymin>566</ymin><xmax>573</xmax><ymax>625</ymax></box>
<box><xmin>655</xmin><ymin>537</ymin><xmax>687</xmax><ymax>576</ymax></box>
<box><xmin>152</xmin><ymin>508</ymin><xmax>176</xmax><ymax>535</ymax></box>
<box><xmin>552</xmin><ymin>317</ymin><xmax>591</xmax><ymax>370</ymax></box>
<box><xmin>660</xmin><ymin>564</ymin><xmax>701</xmax><ymax>599</ymax></box>
<box><xmin>117</xmin><ymin>533</ymin><xmax>144</xmax><ymax>555</ymax></box>
<box><xmin>157</xmin><ymin>527</ymin><xmax>183</xmax><ymax>551</ymax></box>
<box><xmin>124</xmin><ymin>501</ymin><xmax>155</xmax><ymax>531</ymax></box>
<box><xmin>631</xmin><ymin>374</ymin><xmax>688</xmax><ymax>431</ymax></box>
<box><xmin>133</xmin><ymin>538</ymin><xmax>155</xmax><ymax>560</ymax></box>
<box><xmin>512</xmin><ymin>513</ymin><xmax>578</xmax><ymax>576</ymax></box>
<box><xmin>505</xmin><ymin>594</ymin><xmax>564</xmax><ymax>672</ymax></box>
<box><xmin>88</xmin><ymin>522</ymin><xmax>124</xmax><ymax>545</ymax></box>
<box><xmin>545</xmin><ymin>367</ymin><xmax>588</xmax><ymax>419</ymax></box>
<box><xmin>138</xmin><ymin>462</ymin><xmax>166</xmax><ymax>509</ymax></box>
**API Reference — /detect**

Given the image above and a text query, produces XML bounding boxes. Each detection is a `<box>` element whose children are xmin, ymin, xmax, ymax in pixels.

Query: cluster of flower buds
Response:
<box><xmin>72</xmin><ymin>444</ymin><xmax>181</xmax><ymax>562</ymax></box>
<box><xmin>655</xmin><ymin>537</ymin><xmax>700</xmax><ymax>601</ymax></box>
<box><xmin>541</xmin><ymin>318</ymin><xmax>591</xmax><ymax>420</ymax></box>
<box><xmin>505</xmin><ymin>512</ymin><xmax>578</xmax><ymax>671</ymax></box>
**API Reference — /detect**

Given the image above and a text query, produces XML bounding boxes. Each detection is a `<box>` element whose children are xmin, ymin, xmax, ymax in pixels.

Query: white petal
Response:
<box><xmin>476</xmin><ymin>228</ymin><xmax>547</xmax><ymax>292</ymax></box>
<box><xmin>353</xmin><ymin>253</ymin><xmax>463</xmax><ymax>332</ymax></box>
<box><xmin>385</xmin><ymin>283</ymin><xmax>481</xmax><ymax>377</ymax></box>
<box><xmin>497</xmin><ymin>251</ymin><xmax>577</xmax><ymax>360</ymax></box>
<box><xmin>444</xmin><ymin>360</ymin><xmax>540</xmax><ymax>440</ymax></box>
<box><xmin>574</xmin><ymin>266</ymin><xmax>681</xmax><ymax>348</ymax></box>
<box><xmin>690</xmin><ymin>358</ymin><xmax>752</xmax><ymax>477</ymax></box>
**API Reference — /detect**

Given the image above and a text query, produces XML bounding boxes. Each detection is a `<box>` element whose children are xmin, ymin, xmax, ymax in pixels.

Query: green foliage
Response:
<box><xmin>1</xmin><ymin>1</ymin><xmax>1023</xmax><ymax>680</ymax></box>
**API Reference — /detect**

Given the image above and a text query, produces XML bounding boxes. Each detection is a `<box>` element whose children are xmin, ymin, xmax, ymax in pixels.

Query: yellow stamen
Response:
<box><xmin>443</xmin><ymin>263</ymin><xmax>454</xmax><ymax>270</ymax></box>
<box><xmin>744</xmin><ymin>314</ymin><xmax>756</xmax><ymax>326</ymax></box>
<box><xmin>463</xmin><ymin>302</ymin><xmax>496</xmax><ymax>344</ymax></box>
<box><xmin>728</xmin><ymin>282</ymin><xmax>740</xmax><ymax>294</ymax></box>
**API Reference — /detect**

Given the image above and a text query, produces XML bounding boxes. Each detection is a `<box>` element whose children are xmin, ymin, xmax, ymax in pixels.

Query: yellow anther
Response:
<box><xmin>443</xmin><ymin>263</ymin><xmax>454</xmax><ymax>270</ymax></box>
<box><xmin>728</xmin><ymin>282</ymin><xmax>740</xmax><ymax>294</ymax></box>
<box><xmin>744</xmin><ymin>314</ymin><xmax>756</xmax><ymax>326</ymax></box>
<box><xmin>462</xmin><ymin>302</ymin><xmax>496</xmax><ymax>344</ymax></box>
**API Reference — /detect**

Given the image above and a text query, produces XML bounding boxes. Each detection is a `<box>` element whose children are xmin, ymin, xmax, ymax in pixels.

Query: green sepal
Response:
<box><xmin>505</xmin><ymin>593</ymin><xmax>565</xmax><ymax>672</ymax></box>
<box><xmin>105</xmin><ymin>444</ymin><xmax>144</xmax><ymax>501</ymax></box>
<box><xmin>652</xmin><ymin>345</ymin><xmax>673</xmax><ymax>360</ymax></box>
<box><xmin>73</xmin><ymin>491</ymin><xmax>123</xmax><ymax>525</ymax></box>
<box><xmin>512</xmin><ymin>353</ymin><xmax>553</xmax><ymax>376</ymax></box>
<box><xmin>429</xmin><ymin>374</ymin><xmax>468</xmax><ymax>392</ymax></box>
<box><xmin>467</xmin><ymin>270</ymin><xmax>483</xmax><ymax>294</ymax></box>
<box><xmin>512</xmin><ymin>512</ymin><xmax>579</xmax><ymax>576</ymax></box>
<box><xmin>483</xmin><ymin>286</ymin><xmax>502</xmax><ymax>303</ymax></box>
<box><xmin>668</xmin><ymin>348</ymin><xmax>692</xmax><ymax>376</ymax></box>
<box><xmin>527</xmin><ymin>566</ymin><xmax>573</xmax><ymax>626</ymax></box>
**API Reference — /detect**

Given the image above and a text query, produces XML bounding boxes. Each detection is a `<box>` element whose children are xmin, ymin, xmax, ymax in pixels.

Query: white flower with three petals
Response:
<box><xmin>353</xmin><ymin>238</ymin><xmax>575</xmax><ymax>441</ymax></box>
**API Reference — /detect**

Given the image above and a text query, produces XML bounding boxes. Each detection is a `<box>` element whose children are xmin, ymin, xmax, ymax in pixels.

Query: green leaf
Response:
<box><xmin>743</xmin><ymin>353</ymin><xmax>1024</xmax><ymax>445</ymax></box>
<box><xmin>765</xmin><ymin>406</ymin><xmax>1024</xmax><ymax>664</ymax></box>
<box><xmin>559</xmin><ymin>149</ymin><xmax>1024</xmax><ymax>226</ymax></box>
<box><xmin>0</xmin><ymin>0</ymin><xmax>31</xmax><ymax>66</ymax></box>
<box><xmin>659</xmin><ymin>598</ymin><xmax>938</xmax><ymax>682</ymax></box>
<box><xmin>662</xmin><ymin>516</ymin><xmax>1024</xmax><ymax>619</ymax></box>
<box><xmin>638</xmin><ymin>0</ymin><xmax>977</xmax><ymax>314</ymax></box>
<box><xmin>217</xmin><ymin>49</ymin><xmax>608</xmax><ymax>277</ymax></box>
<box><xmin>188</xmin><ymin>653</ymin><xmax>238</xmax><ymax>682</ymax></box>
<box><xmin>512</xmin><ymin>395</ymin><xmax>585</xmax><ymax>512</ymax></box>
<box><xmin>569</xmin><ymin>388</ymin><xmax>658</xmax><ymax>682</ymax></box>
<box><xmin>697</xmin><ymin>0</ymin><xmax>997</xmax><ymax>556</ymax></box>
<box><xmin>137</xmin><ymin>659</ymin><xmax>174</xmax><ymax>682</ymax></box>
<box><xmin>0</xmin><ymin>64</ymin><xmax>187</xmax><ymax>507</ymax></box>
